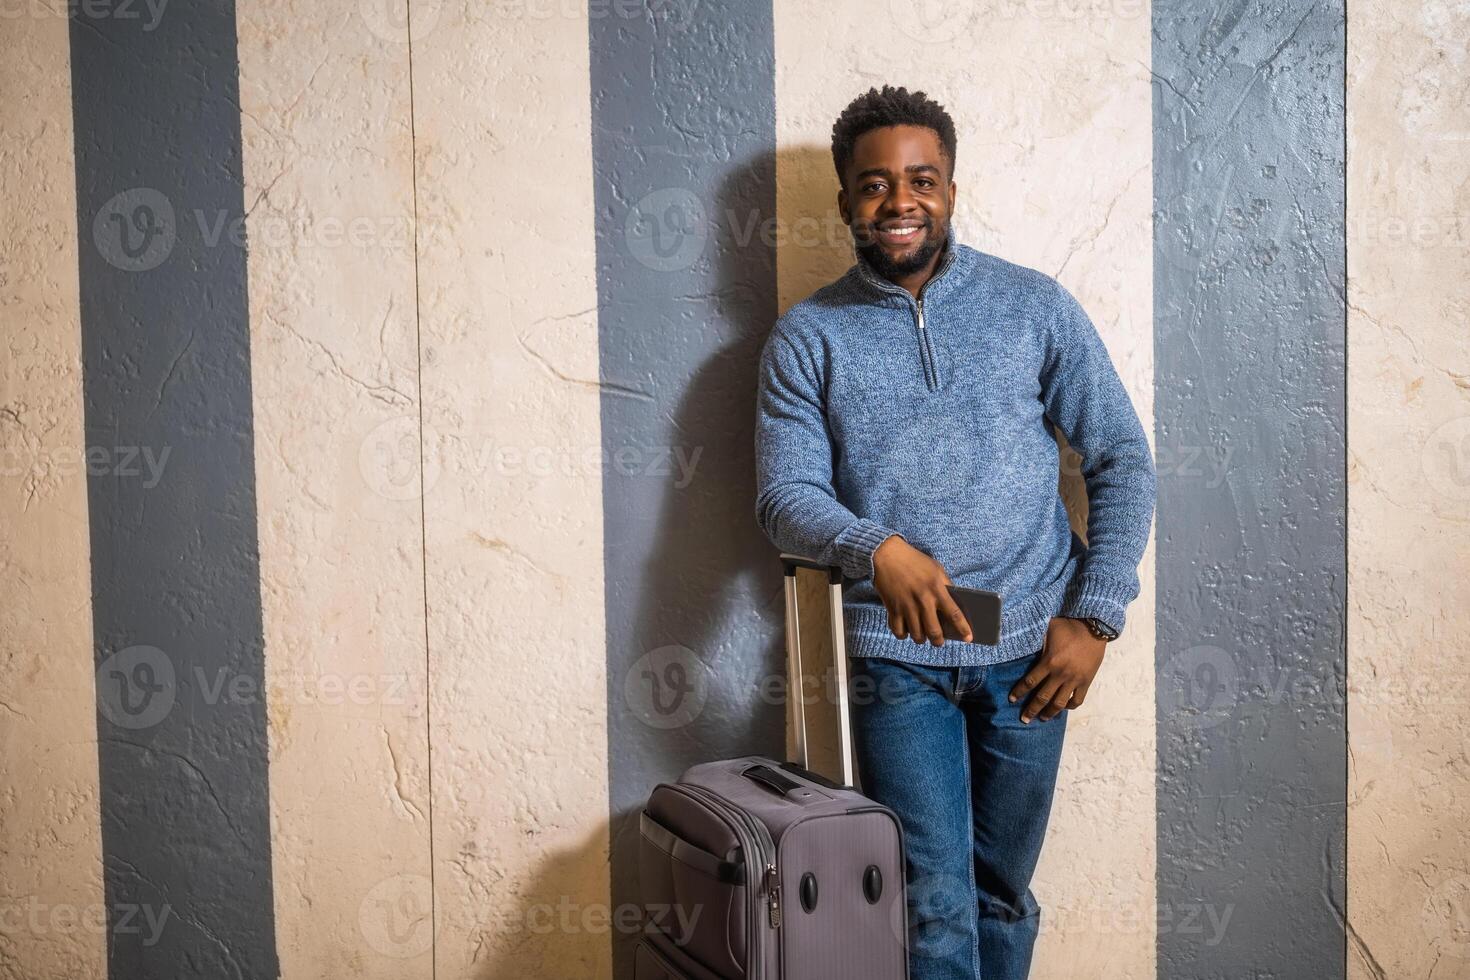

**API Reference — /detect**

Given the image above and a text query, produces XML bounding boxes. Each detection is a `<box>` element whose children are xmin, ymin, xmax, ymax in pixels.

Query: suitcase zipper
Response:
<box><xmin>765</xmin><ymin>864</ymin><xmax>781</xmax><ymax>928</ymax></box>
<box><xmin>675</xmin><ymin>783</ymin><xmax>780</xmax><ymax>978</ymax></box>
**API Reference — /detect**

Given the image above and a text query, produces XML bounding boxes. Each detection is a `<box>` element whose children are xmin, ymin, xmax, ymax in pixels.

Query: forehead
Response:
<box><xmin>848</xmin><ymin>124</ymin><xmax>947</xmax><ymax>174</ymax></box>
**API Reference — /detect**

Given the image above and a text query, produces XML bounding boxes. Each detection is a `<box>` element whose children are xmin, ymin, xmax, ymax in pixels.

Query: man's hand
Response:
<box><xmin>871</xmin><ymin>536</ymin><xmax>972</xmax><ymax>646</ymax></box>
<box><xmin>1008</xmin><ymin>617</ymin><xmax>1107</xmax><ymax>723</ymax></box>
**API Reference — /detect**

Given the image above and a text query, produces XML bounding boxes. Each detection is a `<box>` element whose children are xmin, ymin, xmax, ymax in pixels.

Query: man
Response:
<box><xmin>754</xmin><ymin>85</ymin><xmax>1156</xmax><ymax>980</ymax></box>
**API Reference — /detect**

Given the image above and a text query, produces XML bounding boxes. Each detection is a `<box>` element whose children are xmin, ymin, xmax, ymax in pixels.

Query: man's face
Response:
<box><xmin>838</xmin><ymin>124</ymin><xmax>957</xmax><ymax>281</ymax></box>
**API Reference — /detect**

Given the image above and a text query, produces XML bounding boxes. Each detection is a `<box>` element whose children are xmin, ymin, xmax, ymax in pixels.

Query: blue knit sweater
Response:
<box><xmin>754</xmin><ymin>235</ymin><xmax>1156</xmax><ymax>667</ymax></box>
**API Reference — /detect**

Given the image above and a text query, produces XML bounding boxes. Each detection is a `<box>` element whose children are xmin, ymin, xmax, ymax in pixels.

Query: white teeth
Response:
<box><xmin>886</xmin><ymin>226</ymin><xmax>918</xmax><ymax>237</ymax></box>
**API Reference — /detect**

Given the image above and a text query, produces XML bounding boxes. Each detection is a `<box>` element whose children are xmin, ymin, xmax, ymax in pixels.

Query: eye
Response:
<box><xmin>862</xmin><ymin>181</ymin><xmax>886</xmax><ymax>194</ymax></box>
<box><xmin>913</xmin><ymin>178</ymin><xmax>935</xmax><ymax>189</ymax></box>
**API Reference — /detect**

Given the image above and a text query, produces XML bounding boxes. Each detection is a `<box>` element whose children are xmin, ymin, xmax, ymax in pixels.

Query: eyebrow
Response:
<box><xmin>853</xmin><ymin>163</ymin><xmax>943</xmax><ymax>182</ymax></box>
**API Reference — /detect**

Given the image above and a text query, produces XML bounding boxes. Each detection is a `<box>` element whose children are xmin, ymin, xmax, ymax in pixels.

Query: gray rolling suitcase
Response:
<box><xmin>635</xmin><ymin>554</ymin><xmax>909</xmax><ymax>979</ymax></box>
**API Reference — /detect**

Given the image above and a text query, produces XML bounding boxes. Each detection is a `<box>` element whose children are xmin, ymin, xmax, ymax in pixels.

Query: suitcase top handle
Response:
<box><xmin>779</xmin><ymin>553</ymin><xmax>843</xmax><ymax>584</ymax></box>
<box><xmin>740</xmin><ymin>763</ymin><xmax>832</xmax><ymax>803</ymax></box>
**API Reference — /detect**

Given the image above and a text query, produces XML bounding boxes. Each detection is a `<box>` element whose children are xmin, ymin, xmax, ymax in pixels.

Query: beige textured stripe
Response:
<box><xmin>408</xmin><ymin>2</ymin><xmax>610</xmax><ymax>976</ymax></box>
<box><xmin>774</xmin><ymin>3</ymin><xmax>1156</xmax><ymax>976</ymax></box>
<box><xmin>0</xmin><ymin>12</ymin><xmax>105</xmax><ymax>980</ymax></box>
<box><xmin>236</xmin><ymin>3</ymin><xmax>434</xmax><ymax>976</ymax></box>
<box><xmin>1347</xmin><ymin>3</ymin><xmax>1470</xmax><ymax>977</ymax></box>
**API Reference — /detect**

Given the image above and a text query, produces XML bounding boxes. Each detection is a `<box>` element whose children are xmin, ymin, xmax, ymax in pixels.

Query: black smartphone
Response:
<box><xmin>943</xmin><ymin>584</ymin><xmax>1003</xmax><ymax>645</ymax></box>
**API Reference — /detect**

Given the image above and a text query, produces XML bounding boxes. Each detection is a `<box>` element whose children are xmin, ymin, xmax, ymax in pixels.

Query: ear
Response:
<box><xmin>948</xmin><ymin>179</ymin><xmax>957</xmax><ymax>212</ymax></box>
<box><xmin>837</xmin><ymin>185</ymin><xmax>850</xmax><ymax>225</ymax></box>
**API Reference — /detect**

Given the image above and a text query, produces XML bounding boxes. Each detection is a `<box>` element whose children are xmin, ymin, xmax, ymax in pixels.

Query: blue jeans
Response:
<box><xmin>849</xmin><ymin>651</ymin><xmax>1067</xmax><ymax>980</ymax></box>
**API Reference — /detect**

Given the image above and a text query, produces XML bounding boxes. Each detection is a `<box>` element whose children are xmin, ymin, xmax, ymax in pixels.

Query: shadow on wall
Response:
<box><xmin>472</xmin><ymin>145</ymin><xmax>1091</xmax><ymax>980</ymax></box>
<box><xmin>474</xmin><ymin>146</ymin><xmax>806</xmax><ymax>979</ymax></box>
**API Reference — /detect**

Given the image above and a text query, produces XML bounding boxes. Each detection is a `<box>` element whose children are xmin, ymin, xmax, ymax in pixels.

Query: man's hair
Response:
<box><xmin>830</xmin><ymin>85</ymin><xmax>957</xmax><ymax>190</ymax></box>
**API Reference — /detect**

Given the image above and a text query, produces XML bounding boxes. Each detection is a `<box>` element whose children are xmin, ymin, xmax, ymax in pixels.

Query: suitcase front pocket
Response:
<box><xmin>634</xmin><ymin>933</ymin><xmax>726</xmax><ymax>980</ymax></box>
<box><xmin>638</xmin><ymin>809</ymin><xmax>748</xmax><ymax>977</ymax></box>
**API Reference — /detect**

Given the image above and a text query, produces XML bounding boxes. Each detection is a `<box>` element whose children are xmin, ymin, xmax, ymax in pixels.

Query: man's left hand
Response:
<box><xmin>1008</xmin><ymin>617</ymin><xmax>1107</xmax><ymax>723</ymax></box>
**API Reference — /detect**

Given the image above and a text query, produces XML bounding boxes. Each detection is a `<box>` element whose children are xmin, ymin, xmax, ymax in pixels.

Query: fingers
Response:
<box><xmin>1012</xmin><ymin>672</ymin><xmax>1090</xmax><ymax>722</ymax></box>
<box><xmin>940</xmin><ymin>596</ymin><xmax>973</xmax><ymax>643</ymax></box>
<box><xmin>1035</xmin><ymin>684</ymin><xmax>1072</xmax><ymax>721</ymax></box>
<box><xmin>882</xmin><ymin>579</ymin><xmax>974</xmax><ymax>647</ymax></box>
<box><xmin>1010</xmin><ymin>661</ymin><xmax>1076</xmax><ymax>723</ymax></box>
<box><xmin>891</xmin><ymin>603</ymin><xmax>926</xmax><ymax>645</ymax></box>
<box><xmin>1009</xmin><ymin>663</ymin><xmax>1047</xmax><ymax>707</ymax></box>
<box><xmin>889</xmin><ymin>608</ymin><xmax>907</xmax><ymax>641</ymax></box>
<box><xmin>906</xmin><ymin>600</ymin><xmax>925</xmax><ymax>645</ymax></box>
<box><xmin>1020</xmin><ymin>677</ymin><xmax>1067</xmax><ymax>724</ymax></box>
<box><xmin>919</xmin><ymin>597</ymin><xmax>945</xmax><ymax>646</ymax></box>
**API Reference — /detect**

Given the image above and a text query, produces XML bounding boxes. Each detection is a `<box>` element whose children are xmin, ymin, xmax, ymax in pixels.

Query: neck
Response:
<box><xmin>890</xmin><ymin>250</ymin><xmax>944</xmax><ymax>299</ymax></box>
<box><xmin>859</xmin><ymin>234</ymin><xmax>953</xmax><ymax>300</ymax></box>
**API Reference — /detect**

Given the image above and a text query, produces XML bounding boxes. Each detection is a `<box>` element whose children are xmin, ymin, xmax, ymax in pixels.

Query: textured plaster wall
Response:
<box><xmin>773</xmin><ymin>3</ymin><xmax>1157</xmax><ymax>976</ymax></box>
<box><xmin>1152</xmin><ymin>2</ymin><xmax>1347</xmax><ymax>976</ymax></box>
<box><xmin>588</xmin><ymin>4</ymin><xmax>782</xmax><ymax>977</ymax></box>
<box><xmin>4</xmin><ymin>2</ymin><xmax>1467</xmax><ymax>978</ymax></box>
<box><xmin>409</xmin><ymin>3</ymin><xmax>610</xmax><ymax>978</ymax></box>
<box><xmin>1346</xmin><ymin>2</ymin><xmax>1470</xmax><ymax>977</ymax></box>
<box><xmin>236</xmin><ymin>1</ymin><xmax>433</xmax><ymax>976</ymax></box>
<box><xmin>0</xmin><ymin>14</ymin><xmax>104</xmax><ymax>980</ymax></box>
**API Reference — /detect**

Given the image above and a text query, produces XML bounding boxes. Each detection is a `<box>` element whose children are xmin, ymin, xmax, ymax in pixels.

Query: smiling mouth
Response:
<box><xmin>876</xmin><ymin>223</ymin><xmax>926</xmax><ymax>248</ymax></box>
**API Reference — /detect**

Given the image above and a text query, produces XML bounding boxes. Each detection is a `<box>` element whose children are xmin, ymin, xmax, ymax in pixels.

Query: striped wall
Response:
<box><xmin>68</xmin><ymin>1</ymin><xmax>280</xmax><ymax>976</ymax></box>
<box><xmin>1347</xmin><ymin>2</ymin><xmax>1470</xmax><ymax>977</ymax></box>
<box><xmin>772</xmin><ymin>4</ymin><xmax>1158</xmax><ymax>977</ymax></box>
<box><xmin>412</xmin><ymin>3</ymin><xmax>609</xmax><ymax>977</ymax></box>
<box><xmin>1154</xmin><ymin>3</ymin><xmax>1346</xmax><ymax>977</ymax></box>
<box><xmin>589</xmin><ymin>5</ymin><xmax>781</xmax><ymax>978</ymax></box>
<box><xmin>0</xmin><ymin>11</ymin><xmax>104</xmax><ymax>980</ymax></box>
<box><xmin>235</xmin><ymin>2</ymin><xmax>433</xmax><ymax>977</ymax></box>
<box><xmin>0</xmin><ymin>2</ymin><xmax>1465</xmax><ymax>979</ymax></box>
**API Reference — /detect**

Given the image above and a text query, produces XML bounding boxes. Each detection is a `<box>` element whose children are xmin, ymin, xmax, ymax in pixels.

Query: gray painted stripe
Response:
<box><xmin>1153</xmin><ymin>2</ymin><xmax>1346</xmax><ymax>976</ymax></box>
<box><xmin>589</xmin><ymin>5</ymin><xmax>779</xmax><ymax>976</ymax></box>
<box><xmin>69</xmin><ymin>5</ymin><xmax>278</xmax><ymax>978</ymax></box>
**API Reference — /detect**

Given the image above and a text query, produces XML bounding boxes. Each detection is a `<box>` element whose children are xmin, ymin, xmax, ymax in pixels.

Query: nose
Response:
<box><xmin>882</xmin><ymin>180</ymin><xmax>918</xmax><ymax>218</ymax></box>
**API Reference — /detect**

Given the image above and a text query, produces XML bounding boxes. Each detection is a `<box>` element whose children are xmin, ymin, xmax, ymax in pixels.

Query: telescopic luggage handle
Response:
<box><xmin>779</xmin><ymin>553</ymin><xmax>856</xmax><ymax>789</ymax></box>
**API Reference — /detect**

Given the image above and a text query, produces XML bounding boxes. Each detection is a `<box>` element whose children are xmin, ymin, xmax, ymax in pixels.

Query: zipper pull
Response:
<box><xmin>765</xmin><ymin>864</ymin><xmax>781</xmax><ymax>928</ymax></box>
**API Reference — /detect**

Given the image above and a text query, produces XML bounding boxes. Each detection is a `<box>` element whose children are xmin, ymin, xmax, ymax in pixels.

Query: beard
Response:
<box><xmin>855</xmin><ymin>216</ymin><xmax>952</xmax><ymax>281</ymax></box>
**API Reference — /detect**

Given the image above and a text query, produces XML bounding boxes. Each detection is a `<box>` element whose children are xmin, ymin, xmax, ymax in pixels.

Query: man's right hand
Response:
<box><xmin>871</xmin><ymin>535</ymin><xmax>972</xmax><ymax>646</ymax></box>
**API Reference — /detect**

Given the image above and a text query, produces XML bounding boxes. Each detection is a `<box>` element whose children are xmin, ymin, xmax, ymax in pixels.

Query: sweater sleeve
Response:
<box><xmin>1039</xmin><ymin>283</ymin><xmax>1157</xmax><ymax>635</ymax></box>
<box><xmin>754</xmin><ymin>323</ymin><xmax>903</xmax><ymax>581</ymax></box>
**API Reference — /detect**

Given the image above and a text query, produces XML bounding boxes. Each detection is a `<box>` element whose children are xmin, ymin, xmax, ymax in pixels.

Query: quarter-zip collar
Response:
<box><xmin>852</xmin><ymin>232</ymin><xmax>965</xmax><ymax>392</ymax></box>
<box><xmin>852</xmin><ymin>229</ymin><xmax>962</xmax><ymax>306</ymax></box>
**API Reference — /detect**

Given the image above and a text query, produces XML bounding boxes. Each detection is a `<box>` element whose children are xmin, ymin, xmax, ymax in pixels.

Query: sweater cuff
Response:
<box><xmin>1058</xmin><ymin>574</ymin><xmax>1136</xmax><ymax>635</ymax></box>
<box><xmin>833</xmin><ymin>519</ymin><xmax>903</xmax><ymax>582</ymax></box>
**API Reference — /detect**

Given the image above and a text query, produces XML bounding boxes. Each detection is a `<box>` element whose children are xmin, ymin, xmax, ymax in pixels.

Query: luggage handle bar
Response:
<box><xmin>779</xmin><ymin>552</ymin><xmax>856</xmax><ymax>789</ymax></box>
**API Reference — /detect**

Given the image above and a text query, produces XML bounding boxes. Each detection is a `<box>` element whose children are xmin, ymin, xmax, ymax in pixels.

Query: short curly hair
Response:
<box><xmin>830</xmin><ymin>85</ymin><xmax>957</xmax><ymax>190</ymax></box>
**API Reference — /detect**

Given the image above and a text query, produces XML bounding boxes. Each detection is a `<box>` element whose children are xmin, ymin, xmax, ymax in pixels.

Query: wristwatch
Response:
<box><xmin>1079</xmin><ymin>617</ymin><xmax>1119</xmax><ymax>641</ymax></box>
